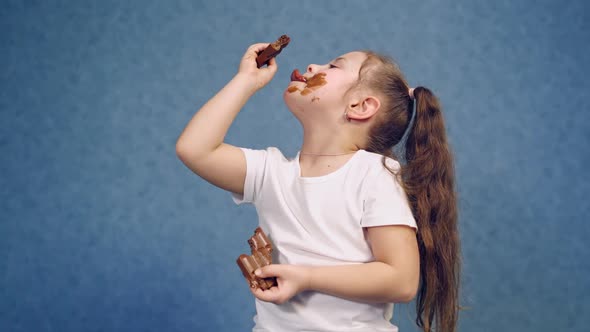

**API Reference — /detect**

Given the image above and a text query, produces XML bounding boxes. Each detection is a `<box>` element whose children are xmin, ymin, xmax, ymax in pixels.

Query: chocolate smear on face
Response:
<box><xmin>300</xmin><ymin>72</ymin><xmax>327</xmax><ymax>96</ymax></box>
<box><xmin>301</xmin><ymin>88</ymin><xmax>313</xmax><ymax>96</ymax></box>
<box><xmin>287</xmin><ymin>72</ymin><xmax>328</xmax><ymax>96</ymax></box>
<box><xmin>305</xmin><ymin>73</ymin><xmax>327</xmax><ymax>89</ymax></box>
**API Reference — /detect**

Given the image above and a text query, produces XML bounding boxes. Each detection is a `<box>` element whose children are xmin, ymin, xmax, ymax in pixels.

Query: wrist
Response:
<box><xmin>303</xmin><ymin>266</ymin><xmax>314</xmax><ymax>292</ymax></box>
<box><xmin>233</xmin><ymin>72</ymin><xmax>260</xmax><ymax>95</ymax></box>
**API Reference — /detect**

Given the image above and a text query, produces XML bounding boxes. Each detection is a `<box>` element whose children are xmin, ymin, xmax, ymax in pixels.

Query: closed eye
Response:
<box><xmin>329</xmin><ymin>64</ymin><xmax>338</xmax><ymax>69</ymax></box>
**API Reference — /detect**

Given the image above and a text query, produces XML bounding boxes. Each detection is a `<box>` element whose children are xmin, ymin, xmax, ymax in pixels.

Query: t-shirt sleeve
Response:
<box><xmin>360</xmin><ymin>163</ymin><xmax>418</xmax><ymax>232</ymax></box>
<box><xmin>230</xmin><ymin>147</ymin><xmax>269</xmax><ymax>205</ymax></box>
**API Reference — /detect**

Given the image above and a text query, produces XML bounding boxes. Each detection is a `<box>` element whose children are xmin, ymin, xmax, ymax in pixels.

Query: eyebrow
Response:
<box><xmin>333</xmin><ymin>57</ymin><xmax>347</xmax><ymax>63</ymax></box>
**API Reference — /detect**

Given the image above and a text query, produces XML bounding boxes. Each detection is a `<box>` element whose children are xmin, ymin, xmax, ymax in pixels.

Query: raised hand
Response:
<box><xmin>238</xmin><ymin>43</ymin><xmax>279</xmax><ymax>92</ymax></box>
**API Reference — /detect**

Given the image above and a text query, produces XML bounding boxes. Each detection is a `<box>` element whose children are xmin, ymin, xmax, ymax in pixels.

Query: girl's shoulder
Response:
<box><xmin>359</xmin><ymin>150</ymin><xmax>402</xmax><ymax>172</ymax></box>
<box><xmin>245</xmin><ymin>146</ymin><xmax>286</xmax><ymax>159</ymax></box>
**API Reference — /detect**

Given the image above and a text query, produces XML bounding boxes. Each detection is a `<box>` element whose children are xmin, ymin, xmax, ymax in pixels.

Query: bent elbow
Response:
<box><xmin>402</xmin><ymin>278</ymin><xmax>420</xmax><ymax>303</ymax></box>
<box><xmin>392</xmin><ymin>281</ymin><xmax>418</xmax><ymax>303</ymax></box>
<box><xmin>399</xmin><ymin>287</ymin><xmax>417</xmax><ymax>303</ymax></box>
<box><xmin>176</xmin><ymin>141</ymin><xmax>199</xmax><ymax>161</ymax></box>
<box><xmin>176</xmin><ymin>142</ymin><xmax>187</xmax><ymax>159</ymax></box>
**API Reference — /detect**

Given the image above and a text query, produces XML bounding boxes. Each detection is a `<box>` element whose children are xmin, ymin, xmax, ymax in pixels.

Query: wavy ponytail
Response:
<box><xmin>402</xmin><ymin>87</ymin><xmax>461</xmax><ymax>332</ymax></box>
<box><xmin>358</xmin><ymin>52</ymin><xmax>461</xmax><ymax>332</ymax></box>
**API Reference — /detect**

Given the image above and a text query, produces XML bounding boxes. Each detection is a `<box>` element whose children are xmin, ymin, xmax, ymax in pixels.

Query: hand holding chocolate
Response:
<box><xmin>256</xmin><ymin>35</ymin><xmax>290</xmax><ymax>68</ymax></box>
<box><xmin>236</xmin><ymin>227</ymin><xmax>278</xmax><ymax>290</ymax></box>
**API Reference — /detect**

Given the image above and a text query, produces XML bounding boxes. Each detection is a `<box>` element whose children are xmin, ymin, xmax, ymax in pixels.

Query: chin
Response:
<box><xmin>283</xmin><ymin>92</ymin><xmax>299</xmax><ymax>112</ymax></box>
<box><xmin>283</xmin><ymin>87</ymin><xmax>298</xmax><ymax>106</ymax></box>
<box><xmin>285</xmin><ymin>93</ymin><xmax>311</xmax><ymax>120</ymax></box>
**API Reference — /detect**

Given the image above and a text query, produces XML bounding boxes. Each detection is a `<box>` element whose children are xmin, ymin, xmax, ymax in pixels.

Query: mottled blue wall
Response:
<box><xmin>1</xmin><ymin>1</ymin><xmax>589</xmax><ymax>331</ymax></box>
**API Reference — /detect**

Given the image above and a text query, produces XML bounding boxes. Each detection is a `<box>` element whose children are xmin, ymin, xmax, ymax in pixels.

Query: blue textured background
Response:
<box><xmin>1</xmin><ymin>1</ymin><xmax>589</xmax><ymax>331</ymax></box>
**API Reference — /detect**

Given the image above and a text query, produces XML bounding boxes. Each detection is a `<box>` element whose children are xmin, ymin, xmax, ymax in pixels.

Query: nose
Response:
<box><xmin>307</xmin><ymin>64</ymin><xmax>320</xmax><ymax>73</ymax></box>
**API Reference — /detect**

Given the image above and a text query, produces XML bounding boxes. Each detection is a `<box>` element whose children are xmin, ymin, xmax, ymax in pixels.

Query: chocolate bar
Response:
<box><xmin>256</xmin><ymin>35</ymin><xmax>290</xmax><ymax>68</ymax></box>
<box><xmin>236</xmin><ymin>227</ymin><xmax>278</xmax><ymax>290</ymax></box>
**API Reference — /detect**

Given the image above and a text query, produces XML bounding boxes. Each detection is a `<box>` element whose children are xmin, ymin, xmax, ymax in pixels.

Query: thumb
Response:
<box><xmin>267</xmin><ymin>56</ymin><xmax>278</xmax><ymax>70</ymax></box>
<box><xmin>261</xmin><ymin>57</ymin><xmax>278</xmax><ymax>76</ymax></box>
<box><xmin>255</xmin><ymin>264</ymin><xmax>281</xmax><ymax>278</ymax></box>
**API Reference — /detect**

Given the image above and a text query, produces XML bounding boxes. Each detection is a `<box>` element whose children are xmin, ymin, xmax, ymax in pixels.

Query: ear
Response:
<box><xmin>347</xmin><ymin>96</ymin><xmax>381</xmax><ymax>121</ymax></box>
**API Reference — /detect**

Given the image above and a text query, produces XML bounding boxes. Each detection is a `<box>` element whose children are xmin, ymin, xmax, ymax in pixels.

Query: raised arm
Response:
<box><xmin>176</xmin><ymin>43</ymin><xmax>278</xmax><ymax>195</ymax></box>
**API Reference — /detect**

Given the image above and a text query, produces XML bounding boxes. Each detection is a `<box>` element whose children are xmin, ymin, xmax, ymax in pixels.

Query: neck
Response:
<box><xmin>299</xmin><ymin>126</ymin><xmax>360</xmax><ymax>156</ymax></box>
<box><xmin>299</xmin><ymin>151</ymin><xmax>357</xmax><ymax>156</ymax></box>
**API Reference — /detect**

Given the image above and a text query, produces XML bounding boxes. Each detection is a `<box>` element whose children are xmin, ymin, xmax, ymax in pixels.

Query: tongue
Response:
<box><xmin>290</xmin><ymin>69</ymin><xmax>307</xmax><ymax>83</ymax></box>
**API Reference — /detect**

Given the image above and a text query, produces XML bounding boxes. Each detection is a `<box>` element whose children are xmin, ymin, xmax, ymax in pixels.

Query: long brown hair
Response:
<box><xmin>356</xmin><ymin>51</ymin><xmax>462</xmax><ymax>332</ymax></box>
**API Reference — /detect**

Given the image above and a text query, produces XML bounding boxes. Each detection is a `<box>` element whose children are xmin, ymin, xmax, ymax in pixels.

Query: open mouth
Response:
<box><xmin>290</xmin><ymin>69</ymin><xmax>307</xmax><ymax>83</ymax></box>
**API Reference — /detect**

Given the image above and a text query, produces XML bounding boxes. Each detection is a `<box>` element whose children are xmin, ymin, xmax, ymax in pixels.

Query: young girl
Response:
<box><xmin>176</xmin><ymin>42</ymin><xmax>461</xmax><ymax>332</ymax></box>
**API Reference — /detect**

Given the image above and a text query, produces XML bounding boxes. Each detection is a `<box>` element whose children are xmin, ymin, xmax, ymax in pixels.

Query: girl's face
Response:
<box><xmin>283</xmin><ymin>51</ymin><xmax>368</xmax><ymax>121</ymax></box>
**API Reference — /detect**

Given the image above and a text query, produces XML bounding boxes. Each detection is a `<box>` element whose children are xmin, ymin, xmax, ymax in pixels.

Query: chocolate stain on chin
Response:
<box><xmin>311</xmin><ymin>96</ymin><xmax>320</xmax><ymax>102</ymax></box>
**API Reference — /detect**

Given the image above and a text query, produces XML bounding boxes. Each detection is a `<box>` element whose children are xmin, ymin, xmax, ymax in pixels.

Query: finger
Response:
<box><xmin>256</xmin><ymin>264</ymin><xmax>282</xmax><ymax>278</ymax></box>
<box><xmin>247</xmin><ymin>43</ymin><xmax>271</xmax><ymax>54</ymax></box>
<box><xmin>251</xmin><ymin>286</ymin><xmax>281</xmax><ymax>303</ymax></box>
<box><xmin>265</xmin><ymin>56</ymin><xmax>278</xmax><ymax>72</ymax></box>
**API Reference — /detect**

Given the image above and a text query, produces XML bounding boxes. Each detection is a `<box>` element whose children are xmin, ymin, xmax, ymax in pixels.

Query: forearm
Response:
<box><xmin>307</xmin><ymin>262</ymin><xmax>415</xmax><ymax>303</ymax></box>
<box><xmin>176</xmin><ymin>73</ymin><xmax>256</xmax><ymax>156</ymax></box>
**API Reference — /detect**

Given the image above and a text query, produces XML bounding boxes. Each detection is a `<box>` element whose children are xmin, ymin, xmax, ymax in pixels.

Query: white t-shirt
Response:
<box><xmin>231</xmin><ymin>147</ymin><xmax>417</xmax><ymax>332</ymax></box>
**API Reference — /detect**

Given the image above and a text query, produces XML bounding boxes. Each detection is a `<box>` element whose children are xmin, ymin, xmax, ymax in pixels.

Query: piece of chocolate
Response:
<box><xmin>256</xmin><ymin>35</ymin><xmax>290</xmax><ymax>68</ymax></box>
<box><xmin>236</xmin><ymin>227</ymin><xmax>278</xmax><ymax>290</ymax></box>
